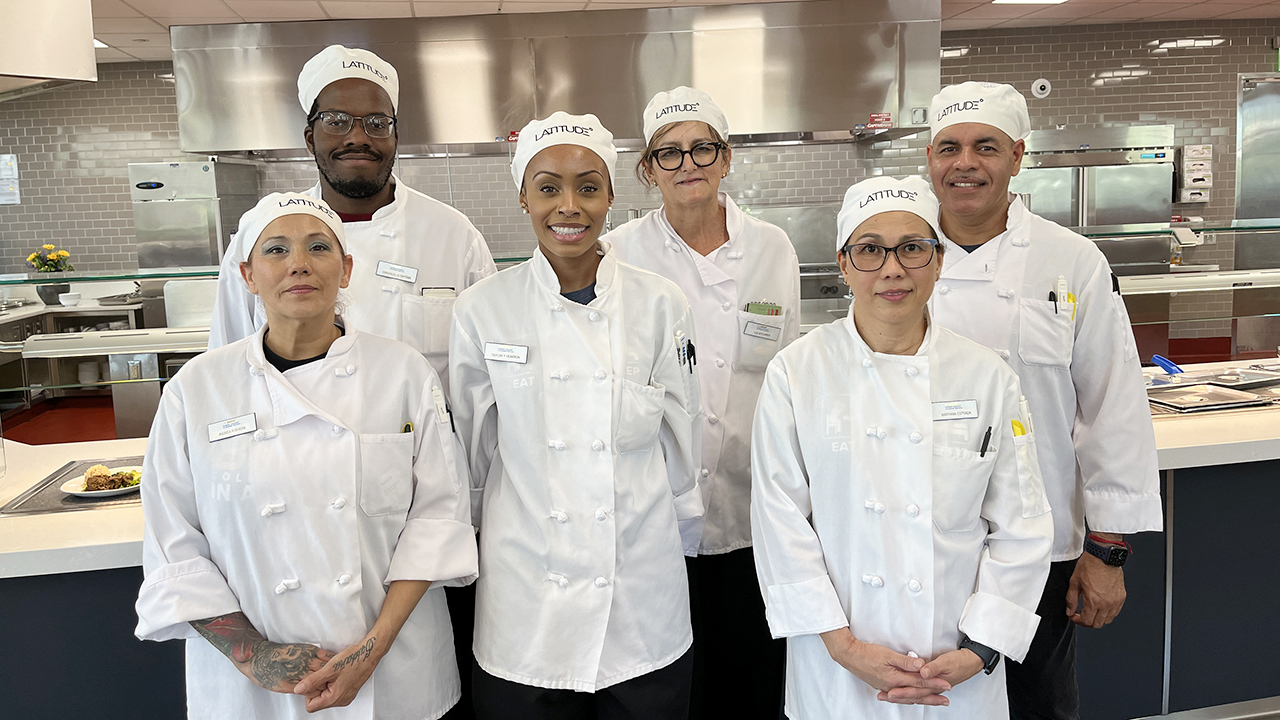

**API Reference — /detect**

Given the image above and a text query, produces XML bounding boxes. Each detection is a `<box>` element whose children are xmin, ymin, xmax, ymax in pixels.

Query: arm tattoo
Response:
<box><xmin>191</xmin><ymin>613</ymin><xmax>322</xmax><ymax>690</ymax></box>
<box><xmin>191</xmin><ymin>613</ymin><xmax>264</xmax><ymax>664</ymax></box>
<box><xmin>331</xmin><ymin>637</ymin><xmax>377</xmax><ymax>673</ymax></box>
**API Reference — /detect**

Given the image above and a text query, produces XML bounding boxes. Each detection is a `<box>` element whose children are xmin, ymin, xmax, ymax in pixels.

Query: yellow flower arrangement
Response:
<box><xmin>27</xmin><ymin>244</ymin><xmax>74</xmax><ymax>272</ymax></box>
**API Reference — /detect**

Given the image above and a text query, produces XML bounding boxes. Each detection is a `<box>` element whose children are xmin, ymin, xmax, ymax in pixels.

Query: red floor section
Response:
<box><xmin>5</xmin><ymin>397</ymin><xmax>117</xmax><ymax>445</ymax></box>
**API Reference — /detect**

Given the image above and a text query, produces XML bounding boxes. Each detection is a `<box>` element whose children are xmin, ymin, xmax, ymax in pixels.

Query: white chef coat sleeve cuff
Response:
<box><xmin>135</xmin><ymin>556</ymin><xmax>242</xmax><ymax>642</ymax></box>
<box><xmin>1083</xmin><ymin>489</ymin><xmax>1164</xmax><ymax>535</ymax></box>
<box><xmin>470</xmin><ymin>486</ymin><xmax>485</xmax><ymax>529</ymax></box>
<box><xmin>763</xmin><ymin>575</ymin><xmax>850</xmax><ymax>639</ymax></box>
<box><xmin>386</xmin><ymin>518</ymin><xmax>479</xmax><ymax>588</ymax></box>
<box><xmin>957</xmin><ymin>591</ymin><xmax>1042</xmax><ymax>663</ymax></box>
<box><xmin>679</xmin><ymin>515</ymin><xmax>704</xmax><ymax>557</ymax></box>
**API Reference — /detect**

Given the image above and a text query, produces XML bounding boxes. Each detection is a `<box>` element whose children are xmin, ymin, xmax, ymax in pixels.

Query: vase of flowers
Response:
<box><xmin>27</xmin><ymin>244</ymin><xmax>74</xmax><ymax>305</ymax></box>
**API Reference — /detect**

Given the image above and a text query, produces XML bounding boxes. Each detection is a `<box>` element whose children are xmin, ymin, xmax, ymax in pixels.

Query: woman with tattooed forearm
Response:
<box><xmin>134</xmin><ymin>194</ymin><xmax>478</xmax><ymax>719</ymax></box>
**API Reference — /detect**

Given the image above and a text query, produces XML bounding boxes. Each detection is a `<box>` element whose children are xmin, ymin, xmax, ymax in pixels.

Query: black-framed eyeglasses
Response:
<box><xmin>841</xmin><ymin>238</ymin><xmax>938</xmax><ymax>272</ymax></box>
<box><xmin>309</xmin><ymin>110</ymin><xmax>397</xmax><ymax>138</ymax></box>
<box><xmin>651</xmin><ymin>142</ymin><xmax>725</xmax><ymax>171</ymax></box>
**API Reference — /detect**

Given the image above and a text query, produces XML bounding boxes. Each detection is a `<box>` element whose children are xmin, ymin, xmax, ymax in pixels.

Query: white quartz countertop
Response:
<box><xmin>4</xmin><ymin>360</ymin><xmax>1280</xmax><ymax>579</ymax></box>
<box><xmin>0</xmin><ymin>437</ymin><xmax>146</xmax><ymax>579</ymax></box>
<box><xmin>0</xmin><ymin>301</ymin><xmax>141</xmax><ymax>324</ymax></box>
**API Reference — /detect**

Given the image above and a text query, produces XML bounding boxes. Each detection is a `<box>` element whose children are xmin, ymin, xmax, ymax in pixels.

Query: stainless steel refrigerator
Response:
<box><xmin>128</xmin><ymin>159</ymin><xmax>260</xmax><ymax>268</ymax></box>
<box><xmin>1009</xmin><ymin>126</ymin><xmax>1175</xmax><ymax>229</ymax></box>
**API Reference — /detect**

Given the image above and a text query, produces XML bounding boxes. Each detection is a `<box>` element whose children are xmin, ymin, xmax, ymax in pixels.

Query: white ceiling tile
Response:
<box><xmin>1218</xmin><ymin>5</ymin><xmax>1280</xmax><ymax>18</ymax></box>
<box><xmin>153</xmin><ymin>17</ymin><xmax>245</xmax><ymax>26</ymax></box>
<box><xmin>124</xmin><ymin>0</ymin><xmax>240</xmax><ymax>17</ymax></box>
<box><xmin>94</xmin><ymin>31</ymin><xmax>172</xmax><ymax>46</ymax></box>
<box><xmin>946</xmin><ymin>3</ymin><xmax>1042</xmax><ymax>20</ymax></box>
<box><xmin>1015</xmin><ymin>2</ymin><xmax>1124</xmax><ymax>21</ymax></box>
<box><xmin>1084</xmin><ymin>3</ymin><xmax>1197</xmax><ymax>20</ymax></box>
<box><xmin>225</xmin><ymin>0</ymin><xmax>328</xmax><ymax>18</ymax></box>
<box><xmin>1145</xmin><ymin>5</ymin><xmax>1240</xmax><ymax>19</ymax></box>
<box><xmin>943</xmin><ymin>3</ymin><xmax>986</xmax><ymax>20</ymax></box>
<box><xmin>942</xmin><ymin>18</ymin><xmax>1006</xmax><ymax>31</ymax></box>
<box><xmin>412</xmin><ymin>1</ymin><xmax>500</xmax><ymax>15</ymax></box>
<box><xmin>91</xmin><ymin>0</ymin><xmax>142</xmax><ymax>17</ymax></box>
<box><xmin>92</xmin><ymin>17</ymin><xmax>167</xmax><ymax>33</ymax></box>
<box><xmin>499</xmin><ymin>2</ymin><xmax>589</xmax><ymax>12</ymax></box>
<box><xmin>123</xmin><ymin>46</ymin><xmax>179</xmax><ymax>60</ymax></box>
<box><xmin>322</xmin><ymin>1</ymin><xmax>414</xmax><ymax>17</ymax></box>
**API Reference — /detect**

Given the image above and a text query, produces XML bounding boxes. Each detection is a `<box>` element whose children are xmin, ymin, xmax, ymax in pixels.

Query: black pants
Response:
<box><xmin>686</xmin><ymin>548</ymin><xmax>787</xmax><ymax>720</ymax></box>
<box><xmin>471</xmin><ymin>650</ymin><xmax>694</xmax><ymax>720</ymax></box>
<box><xmin>1007</xmin><ymin>558</ymin><xmax>1081</xmax><ymax>720</ymax></box>
<box><xmin>444</xmin><ymin>584</ymin><xmax>477</xmax><ymax>719</ymax></box>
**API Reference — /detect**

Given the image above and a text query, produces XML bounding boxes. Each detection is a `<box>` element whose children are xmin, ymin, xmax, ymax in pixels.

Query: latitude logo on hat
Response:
<box><xmin>278</xmin><ymin>197</ymin><xmax>337</xmax><ymax>219</ymax></box>
<box><xmin>858</xmin><ymin>189</ymin><xmax>919</xmax><ymax>208</ymax></box>
<box><xmin>341</xmin><ymin>59</ymin><xmax>390</xmax><ymax>83</ymax></box>
<box><xmin>935</xmin><ymin>97</ymin><xmax>985</xmax><ymax>123</ymax></box>
<box><xmin>534</xmin><ymin>124</ymin><xmax>594</xmax><ymax>141</ymax></box>
<box><xmin>655</xmin><ymin>102</ymin><xmax>700</xmax><ymax>120</ymax></box>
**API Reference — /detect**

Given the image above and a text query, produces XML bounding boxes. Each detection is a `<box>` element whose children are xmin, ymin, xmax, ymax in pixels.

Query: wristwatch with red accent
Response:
<box><xmin>1083</xmin><ymin>534</ymin><xmax>1130</xmax><ymax>567</ymax></box>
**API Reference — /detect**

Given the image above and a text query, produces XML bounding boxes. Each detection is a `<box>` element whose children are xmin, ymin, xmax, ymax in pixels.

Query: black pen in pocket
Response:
<box><xmin>979</xmin><ymin>426</ymin><xmax>993</xmax><ymax>457</ymax></box>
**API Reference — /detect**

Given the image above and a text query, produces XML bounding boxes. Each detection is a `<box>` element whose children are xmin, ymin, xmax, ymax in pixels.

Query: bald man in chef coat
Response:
<box><xmin>207</xmin><ymin>44</ymin><xmax>495</xmax><ymax>719</ymax></box>
<box><xmin>924</xmin><ymin>81</ymin><xmax>1162</xmax><ymax>720</ymax></box>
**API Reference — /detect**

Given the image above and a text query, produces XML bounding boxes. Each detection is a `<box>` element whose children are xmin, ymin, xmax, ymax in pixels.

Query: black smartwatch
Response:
<box><xmin>1083</xmin><ymin>535</ymin><xmax>1129</xmax><ymax>567</ymax></box>
<box><xmin>958</xmin><ymin>635</ymin><xmax>1000</xmax><ymax>675</ymax></box>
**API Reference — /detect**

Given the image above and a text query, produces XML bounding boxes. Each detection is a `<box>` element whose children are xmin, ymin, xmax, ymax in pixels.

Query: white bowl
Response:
<box><xmin>58</xmin><ymin>292</ymin><xmax>81</xmax><ymax>306</ymax></box>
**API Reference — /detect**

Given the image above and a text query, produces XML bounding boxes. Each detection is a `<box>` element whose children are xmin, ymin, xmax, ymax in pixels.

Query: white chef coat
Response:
<box><xmin>208</xmin><ymin>176</ymin><xmax>497</xmax><ymax>395</ymax></box>
<box><xmin>450</xmin><ymin>242</ymin><xmax>703</xmax><ymax>692</ymax></box>
<box><xmin>135</xmin><ymin>322</ymin><xmax>478</xmax><ymax>720</ymax></box>
<box><xmin>751</xmin><ymin>310</ymin><xmax>1053</xmax><ymax>720</ymax></box>
<box><xmin>931</xmin><ymin>196</ymin><xmax>1162</xmax><ymax>561</ymax></box>
<box><xmin>607</xmin><ymin>193</ymin><xmax>800</xmax><ymax>554</ymax></box>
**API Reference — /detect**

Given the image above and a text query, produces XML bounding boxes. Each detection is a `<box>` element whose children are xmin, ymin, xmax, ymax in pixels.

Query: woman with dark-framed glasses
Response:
<box><xmin>606</xmin><ymin>86</ymin><xmax>799</xmax><ymax>720</ymax></box>
<box><xmin>750</xmin><ymin>176</ymin><xmax>1053</xmax><ymax>719</ymax></box>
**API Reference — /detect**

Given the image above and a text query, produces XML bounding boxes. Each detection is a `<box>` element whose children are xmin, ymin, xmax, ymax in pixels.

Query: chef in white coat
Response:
<box><xmin>209</xmin><ymin>45</ymin><xmax>496</xmax><ymax>395</ymax></box>
<box><xmin>924</xmin><ymin>82</ymin><xmax>1162</xmax><ymax>720</ymax></box>
<box><xmin>751</xmin><ymin>176</ymin><xmax>1053</xmax><ymax>719</ymax></box>
<box><xmin>450</xmin><ymin>112</ymin><xmax>703</xmax><ymax>719</ymax></box>
<box><xmin>136</xmin><ymin>192</ymin><xmax>478</xmax><ymax>720</ymax></box>
<box><xmin>605</xmin><ymin>86</ymin><xmax>798</xmax><ymax>718</ymax></box>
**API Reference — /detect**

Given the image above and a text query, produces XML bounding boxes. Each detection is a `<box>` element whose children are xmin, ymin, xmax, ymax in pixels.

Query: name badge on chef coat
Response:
<box><xmin>932</xmin><ymin>400</ymin><xmax>978</xmax><ymax>421</ymax></box>
<box><xmin>208</xmin><ymin>413</ymin><xmax>257</xmax><ymax>442</ymax></box>
<box><xmin>375</xmin><ymin>260</ymin><xmax>419</xmax><ymax>284</ymax></box>
<box><xmin>743</xmin><ymin>321</ymin><xmax>782</xmax><ymax>343</ymax></box>
<box><xmin>484</xmin><ymin>342</ymin><xmax>529</xmax><ymax>364</ymax></box>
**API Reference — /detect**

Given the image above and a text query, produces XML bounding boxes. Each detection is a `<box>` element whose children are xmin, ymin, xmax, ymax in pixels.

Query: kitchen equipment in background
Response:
<box><xmin>128</xmin><ymin>159</ymin><xmax>260</xmax><ymax>268</ymax></box>
<box><xmin>740</xmin><ymin>203</ymin><xmax>844</xmax><ymax>329</ymax></box>
<box><xmin>1010</xmin><ymin>126</ymin><xmax>1175</xmax><ymax>229</ymax></box>
<box><xmin>1147</xmin><ymin>384</ymin><xmax>1272</xmax><ymax>413</ymax></box>
<box><xmin>1235</xmin><ymin>73</ymin><xmax>1280</xmax><ymax>220</ymax></box>
<box><xmin>162</xmin><ymin>279</ymin><xmax>219</xmax><ymax>328</ymax></box>
<box><xmin>0</xmin><ymin>0</ymin><xmax>95</xmax><ymax>102</ymax></box>
<box><xmin>58</xmin><ymin>292</ymin><xmax>81</xmax><ymax>307</ymax></box>
<box><xmin>77</xmin><ymin>361</ymin><xmax>99</xmax><ymax>385</ymax></box>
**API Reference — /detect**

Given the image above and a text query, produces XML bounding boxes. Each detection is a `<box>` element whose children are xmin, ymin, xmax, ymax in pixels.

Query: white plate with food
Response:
<box><xmin>60</xmin><ymin>465</ymin><xmax>143</xmax><ymax>498</ymax></box>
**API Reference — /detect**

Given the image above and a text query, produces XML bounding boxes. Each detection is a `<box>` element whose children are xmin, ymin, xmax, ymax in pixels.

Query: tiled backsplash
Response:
<box><xmin>0</xmin><ymin>19</ymin><xmax>1278</xmax><ymax>342</ymax></box>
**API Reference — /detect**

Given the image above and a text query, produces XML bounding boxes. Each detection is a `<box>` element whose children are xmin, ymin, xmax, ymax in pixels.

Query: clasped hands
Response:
<box><xmin>820</xmin><ymin>628</ymin><xmax>985</xmax><ymax>706</ymax></box>
<box><xmin>230</xmin><ymin>632</ymin><xmax>383</xmax><ymax>714</ymax></box>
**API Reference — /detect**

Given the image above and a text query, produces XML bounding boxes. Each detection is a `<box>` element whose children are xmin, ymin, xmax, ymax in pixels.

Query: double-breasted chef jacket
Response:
<box><xmin>931</xmin><ymin>196</ymin><xmax>1162</xmax><ymax>561</ymax></box>
<box><xmin>209</xmin><ymin>177</ymin><xmax>497</xmax><ymax>395</ymax></box>
<box><xmin>135</xmin><ymin>322</ymin><xmax>478</xmax><ymax>720</ymax></box>
<box><xmin>751</xmin><ymin>310</ymin><xmax>1053</xmax><ymax>719</ymax></box>
<box><xmin>607</xmin><ymin>193</ymin><xmax>800</xmax><ymax>554</ymax></box>
<box><xmin>449</xmin><ymin>242</ymin><xmax>704</xmax><ymax>692</ymax></box>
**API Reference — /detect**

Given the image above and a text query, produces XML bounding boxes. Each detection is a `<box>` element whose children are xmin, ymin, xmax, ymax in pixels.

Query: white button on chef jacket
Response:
<box><xmin>450</xmin><ymin>243</ymin><xmax>704</xmax><ymax>692</ymax></box>
<box><xmin>607</xmin><ymin>193</ymin><xmax>800</xmax><ymax>554</ymax></box>
<box><xmin>751</xmin><ymin>315</ymin><xmax>1053</xmax><ymax>719</ymax></box>
<box><xmin>208</xmin><ymin>176</ymin><xmax>498</xmax><ymax>398</ymax></box>
<box><xmin>931</xmin><ymin>196</ymin><xmax>1162</xmax><ymax>561</ymax></box>
<box><xmin>135</xmin><ymin>323</ymin><xmax>478</xmax><ymax>720</ymax></box>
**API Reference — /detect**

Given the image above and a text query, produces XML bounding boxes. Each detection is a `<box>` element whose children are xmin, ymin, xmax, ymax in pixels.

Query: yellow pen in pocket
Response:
<box><xmin>402</xmin><ymin>422</ymin><xmax>413</xmax><ymax>433</ymax></box>
<box><xmin>1011</xmin><ymin>419</ymin><xmax>1027</xmax><ymax>437</ymax></box>
<box><xmin>1067</xmin><ymin>292</ymin><xmax>1077</xmax><ymax>321</ymax></box>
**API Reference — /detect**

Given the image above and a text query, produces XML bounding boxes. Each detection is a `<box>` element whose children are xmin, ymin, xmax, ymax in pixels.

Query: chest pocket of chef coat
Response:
<box><xmin>1018</xmin><ymin>298</ymin><xmax>1074</xmax><ymax>368</ymax></box>
<box><xmin>615</xmin><ymin>379</ymin><xmax>666</xmax><ymax>454</ymax></box>
<box><xmin>401</xmin><ymin>295</ymin><xmax>455</xmax><ymax>358</ymax></box>
<box><xmin>359</xmin><ymin>433</ymin><xmax>414</xmax><ymax>517</ymax></box>
<box><xmin>931</xmin><ymin>445</ymin><xmax>995</xmax><ymax>533</ymax></box>
<box><xmin>733</xmin><ymin>309</ymin><xmax>787</xmax><ymax>372</ymax></box>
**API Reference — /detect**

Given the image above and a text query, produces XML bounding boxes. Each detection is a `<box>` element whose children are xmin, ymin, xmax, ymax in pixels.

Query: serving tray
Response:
<box><xmin>0</xmin><ymin>456</ymin><xmax>145</xmax><ymax>516</ymax></box>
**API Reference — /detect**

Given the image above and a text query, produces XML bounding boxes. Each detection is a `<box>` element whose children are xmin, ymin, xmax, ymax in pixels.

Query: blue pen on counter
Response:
<box><xmin>979</xmin><ymin>426</ymin><xmax>993</xmax><ymax>457</ymax></box>
<box><xmin>1150</xmin><ymin>354</ymin><xmax>1184</xmax><ymax>375</ymax></box>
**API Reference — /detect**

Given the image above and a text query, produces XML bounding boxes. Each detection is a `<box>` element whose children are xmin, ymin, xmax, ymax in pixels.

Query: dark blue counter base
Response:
<box><xmin>0</xmin><ymin>566</ymin><xmax>185</xmax><ymax>720</ymax></box>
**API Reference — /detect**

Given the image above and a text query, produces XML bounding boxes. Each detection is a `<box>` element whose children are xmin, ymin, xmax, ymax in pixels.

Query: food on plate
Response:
<box><xmin>84</xmin><ymin>466</ymin><xmax>141</xmax><ymax>492</ymax></box>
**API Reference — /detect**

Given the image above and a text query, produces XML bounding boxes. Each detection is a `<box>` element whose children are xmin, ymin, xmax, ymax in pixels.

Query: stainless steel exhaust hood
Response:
<box><xmin>0</xmin><ymin>0</ymin><xmax>97</xmax><ymax>102</ymax></box>
<box><xmin>172</xmin><ymin>0</ymin><xmax>940</xmax><ymax>154</ymax></box>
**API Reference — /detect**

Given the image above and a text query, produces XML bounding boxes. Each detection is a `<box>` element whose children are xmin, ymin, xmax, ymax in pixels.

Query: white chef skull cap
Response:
<box><xmin>511</xmin><ymin>111</ymin><xmax>618</xmax><ymax>190</ymax></box>
<box><xmin>298</xmin><ymin>45</ymin><xmax>400</xmax><ymax>115</ymax></box>
<box><xmin>229</xmin><ymin>193</ymin><xmax>346</xmax><ymax>273</ymax></box>
<box><xmin>929</xmin><ymin>81</ymin><xmax>1030</xmax><ymax>143</ymax></box>
<box><xmin>836</xmin><ymin>176</ymin><xmax>941</xmax><ymax>251</ymax></box>
<box><xmin>642</xmin><ymin>86</ymin><xmax>730</xmax><ymax>144</ymax></box>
